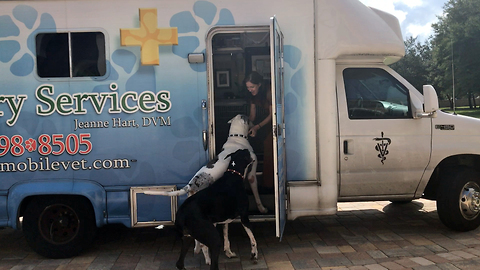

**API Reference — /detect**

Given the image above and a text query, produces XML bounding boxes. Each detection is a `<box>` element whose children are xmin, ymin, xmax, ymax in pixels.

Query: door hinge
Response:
<box><xmin>273</xmin><ymin>124</ymin><xmax>281</xmax><ymax>137</ymax></box>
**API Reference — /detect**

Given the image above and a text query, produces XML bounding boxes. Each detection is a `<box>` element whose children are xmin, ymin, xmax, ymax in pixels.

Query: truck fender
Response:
<box><xmin>8</xmin><ymin>180</ymin><xmax>106</xmax><ymax>229</ymax></box>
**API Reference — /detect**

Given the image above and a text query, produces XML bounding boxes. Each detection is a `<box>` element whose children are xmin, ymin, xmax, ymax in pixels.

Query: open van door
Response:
<box><xmin>270</xmin><ymin>16</ymin><xmax>286</xmax><ymax>239</ymax></box>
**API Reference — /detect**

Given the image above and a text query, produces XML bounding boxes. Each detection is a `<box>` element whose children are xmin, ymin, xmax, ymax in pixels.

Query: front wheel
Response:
<box><xmin>437</xmin><ymin>168</ymin><xmax>480</xmax><ymax>232</ymax></box>
<box><xmin>23</xmin><ymin>196</ymin><xmax>97</xmax><ymax>258</ymax></box>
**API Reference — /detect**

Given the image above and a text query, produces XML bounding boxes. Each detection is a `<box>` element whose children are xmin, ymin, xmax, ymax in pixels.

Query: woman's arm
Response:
<box><xmin>249</xmin><ymin>104</ymin><xmax>272</xmax><ymax>137</ymax></box>
<box><xmin>256</xmin><ymin>104</ymin><xmax>272</xmax><ymax>129</ymax></box>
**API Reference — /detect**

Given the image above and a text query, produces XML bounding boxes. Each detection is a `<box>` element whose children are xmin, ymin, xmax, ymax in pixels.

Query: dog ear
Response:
<box><xmin>240</xmin><ymin>114</ymin><xmax>248</xmax><ymax>121</ymax></box>
<box><xmin>227</xmin><ymin>114</ymin><xmax>239</xmax><ymax>124</ymax></box>
<box><xmin>228</xmin><ymin>114</ymin><xmax>246</xmax><ymax>124</ymax></box>
<box><xmin>237</xmin><ymin>114</ymin><xmax>252</xmax><ymax>127</ymax></box>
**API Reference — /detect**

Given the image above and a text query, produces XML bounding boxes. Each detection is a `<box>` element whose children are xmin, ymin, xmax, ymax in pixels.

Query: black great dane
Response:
<box><xmin>174</xmin><ymin>149</ymin><xmax>258</xmax><ymax>270</ymax></box>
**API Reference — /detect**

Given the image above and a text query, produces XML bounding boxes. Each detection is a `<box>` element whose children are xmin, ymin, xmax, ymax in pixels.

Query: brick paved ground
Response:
<box><xmin>2</xmin><ymin>199</ymin><xmax>480</xmax><ymax>269</ymax></box>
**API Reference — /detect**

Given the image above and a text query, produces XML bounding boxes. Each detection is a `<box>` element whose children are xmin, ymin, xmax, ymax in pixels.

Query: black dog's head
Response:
<box><xmin>225</xmin><ymin>149</ymin><xmax>254</xmax><ymax>177</ymax></box>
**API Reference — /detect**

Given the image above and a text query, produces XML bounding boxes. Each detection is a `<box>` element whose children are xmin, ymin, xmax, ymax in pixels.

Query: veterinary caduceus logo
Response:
<box><xmin>374</xmin><ymin>132</ymin><xmax>391</xmax><ymax>164</ymax></box>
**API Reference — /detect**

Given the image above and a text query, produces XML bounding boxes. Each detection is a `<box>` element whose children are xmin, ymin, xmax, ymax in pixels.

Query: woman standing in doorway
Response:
<box><xmin>245</xmin><ymin>71</ymin><xmax>274</xmax><ymax>190</ymax></box>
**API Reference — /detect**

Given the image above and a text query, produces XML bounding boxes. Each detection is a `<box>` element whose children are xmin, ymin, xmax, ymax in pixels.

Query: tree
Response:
<box><xmin>390</xmin><ymin>36</ymin><xmax>432</xmax><ymax>94</ymax></box>
<box><xmin>431</xmin><ymin>0</ymin><xmax>480</xmax><ymax>107</ymax></box>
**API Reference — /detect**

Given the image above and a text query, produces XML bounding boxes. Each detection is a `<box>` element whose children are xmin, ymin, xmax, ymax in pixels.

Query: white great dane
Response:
<box><xmin>145</xmin><ymin>114</ymin><xmax>267</xmax><ymax>264</ymax></box>
<box><xmin>144</xmin><ymin>114</ymin><xmax>267</xmax><ymax>213</ymax></box>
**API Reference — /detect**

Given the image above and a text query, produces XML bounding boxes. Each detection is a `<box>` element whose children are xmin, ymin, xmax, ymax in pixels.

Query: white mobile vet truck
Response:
<box><xmin>1</xmin><ymin>0</ymin><xmax>479</xmax><ymax>258</ymax></box>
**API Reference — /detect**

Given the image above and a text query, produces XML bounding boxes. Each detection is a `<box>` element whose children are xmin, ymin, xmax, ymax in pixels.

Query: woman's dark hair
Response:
<box><xmin>245</xmin><ymin>71</ymin><xmax>263</xmax><ymax>85</ymax></box>
<box><xmin>245</xmin><ymin>71</ymin><xmax>268</xmax><ymax>105</ymax></box>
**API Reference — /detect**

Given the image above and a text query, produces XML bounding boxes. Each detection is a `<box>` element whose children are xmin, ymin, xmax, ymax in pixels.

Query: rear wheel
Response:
<box><xmin>23</xmin><ymin>196</ymin><xmax>97</xmax><ymax>258</ymax></box>
<box><xmin>437</xmin><ymin>168</ymin><xmax>480</xmax><ymax>232</ymax></box>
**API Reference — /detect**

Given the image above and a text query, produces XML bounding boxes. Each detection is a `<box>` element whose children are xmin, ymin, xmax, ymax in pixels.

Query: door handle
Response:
<box><xmin>202</xmin><ymin>130</ymin><xmax>208</xmax><ymax>151</ymax></box>
<box><xmin>201</xmin><ymin>100</ymin><xmax>208</xmax><ymax>151</ymax></box>
<box><xmin>343</xmin><ymin>140</ymin><xmax>348</xmax><ymax>154</ymax></box>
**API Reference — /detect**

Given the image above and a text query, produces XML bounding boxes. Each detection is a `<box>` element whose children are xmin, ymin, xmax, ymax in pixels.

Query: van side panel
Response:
<box><xmin>0</xmin><ymin>194</ymin><xmax>7</xmax><ymax>227</ymax></box>
<box><xmin>0</xmin><ymin>1</ymin><xmax>208</xmax><ymax>224</ymax></box>
<box><xmin>0</xmin><ymin>0</ymin><xmax>317</xmax><ymax>230</ymax></box>
<box><xmin>105</xmin><ymin>189</ymin><xmax>131</xmax><ymax>227</ymax></box>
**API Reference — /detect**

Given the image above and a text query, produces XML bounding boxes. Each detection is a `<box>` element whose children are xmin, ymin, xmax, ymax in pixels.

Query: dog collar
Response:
<box><xmin>227</xmin><ymin>169</ymin><xmax>244</xmax><ymax>178</ymax></box>
<box><xmin>229</xmin><ymin>134</ymin><xmax>247</xmax><ymax>138</ymax></box>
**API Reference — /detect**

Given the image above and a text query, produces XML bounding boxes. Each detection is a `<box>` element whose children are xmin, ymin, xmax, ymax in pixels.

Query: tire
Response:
<box><xmin>23</xmin><ymin>196</ymin><xmax>97</xmax><ymax>258</ymax></box>
<box><xmin>437</xmin><ymin>168</ymin><xmax>480</xmax><ymax>232</ymax></box>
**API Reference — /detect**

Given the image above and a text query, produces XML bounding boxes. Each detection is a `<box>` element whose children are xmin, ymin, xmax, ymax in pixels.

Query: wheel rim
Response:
<box><xmin>459</xmin><ymin>181</ymin><xmax>480</xmax><ymax>220</ymax></box>
<box><xmin>38</xmin><ymin>204</ymin><xmax>80</xmax><ymax>245</ymax></box>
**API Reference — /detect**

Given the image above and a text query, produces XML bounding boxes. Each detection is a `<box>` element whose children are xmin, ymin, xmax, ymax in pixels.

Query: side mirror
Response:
<box><xmin>413</xmin><ymin>85</ymin><xmax>438</xmax><ymax>118</ymax></box>
<box><xmin>422</xmin><ymin>85</ymin><xmax>438</xmax><ymax>118</ymax></box>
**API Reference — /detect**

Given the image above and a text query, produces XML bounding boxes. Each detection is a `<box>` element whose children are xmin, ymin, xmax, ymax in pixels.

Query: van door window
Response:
<box><xmin>343</xmin><ymin>68</ymin><xmax>412</xmax><ymax>119</ymax></box>
<box><xmin>36</xmin><ymin>32</ymin><xmax>106</xmax><ymax>78</ymax></box>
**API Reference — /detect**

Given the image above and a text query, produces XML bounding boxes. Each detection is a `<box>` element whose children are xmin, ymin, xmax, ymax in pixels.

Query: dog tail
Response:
<box><xmin>144</xmin><ymin>187</ymin><xmax>188</xmax><ymax>196</ymax></box>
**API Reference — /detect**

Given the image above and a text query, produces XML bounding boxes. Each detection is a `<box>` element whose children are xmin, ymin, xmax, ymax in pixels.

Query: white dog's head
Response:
<box><xmin>227</xmin><ymin>114</ymin><xmax>250</xmax><ymax>138</ymax></box>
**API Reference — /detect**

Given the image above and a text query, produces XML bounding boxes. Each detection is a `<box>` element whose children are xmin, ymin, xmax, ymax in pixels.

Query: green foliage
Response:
<box><xmin>431</xmin><ymin>0</ymin><xmax>480</xmax><ymax>100</ymax></box>
<box><xmin>442</xmin><ymin>106</ymin><xmax>480</xmax><ymax>118</ymax></box>
<box><xmin>392</xmin><ymin>0</ymin><xmax>480</xmax><ymax>105</ymax></box>
<box><xmin>390</xmin><ymin>37</ymin><xmax>432</xmax><ymax>93</ymax></box>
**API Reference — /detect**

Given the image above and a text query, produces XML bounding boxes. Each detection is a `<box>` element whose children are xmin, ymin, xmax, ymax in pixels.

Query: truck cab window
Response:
<box><xmin>343</xmin><ymin>68</ymin><xmax>412</xmax><ymax>119</ymax></box>
<box><xmin>36</xmin><ymin>32</ymin><xmax>106</xmax><ymax>78</ymax></box>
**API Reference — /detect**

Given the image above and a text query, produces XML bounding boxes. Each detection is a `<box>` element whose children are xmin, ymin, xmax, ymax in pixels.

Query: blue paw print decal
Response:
<box><xmin>0</xmin><ymin>6</ymin><xmax>60</xmax><ymax>77</ymax></box>
<box><xmin>0</xmin><ymin>5</ymin><xmax>49</xmax><ymax>77</ymax></box>
<box><xmin>169</xmin><ymin>0</ymin><xmax>234</xmax><ymax>72</ymax></box>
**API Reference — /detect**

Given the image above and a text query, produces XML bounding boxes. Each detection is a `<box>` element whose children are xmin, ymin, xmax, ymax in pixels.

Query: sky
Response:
<box><xmin>359</xmin><ymin>0</ymin><xmax>448</xmax><ymax>42</ymax></box>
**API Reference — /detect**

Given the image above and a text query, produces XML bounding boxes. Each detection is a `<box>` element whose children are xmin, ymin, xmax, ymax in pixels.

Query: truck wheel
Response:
<box><xmin>437</xmin><ymin>168</ymin><xmax>480</xmax><ymax>232</ymax></box>
<box><xmin>23</xmin><ymin>196</ymin><xmax>97</xmax><ymax>258</ymax></box>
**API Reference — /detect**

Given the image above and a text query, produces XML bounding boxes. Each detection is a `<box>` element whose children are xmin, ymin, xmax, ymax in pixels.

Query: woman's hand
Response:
<box><xmin>249</xmin><ymin>124</ymin><xmax>261</xmax><ymax>137</ymax></box>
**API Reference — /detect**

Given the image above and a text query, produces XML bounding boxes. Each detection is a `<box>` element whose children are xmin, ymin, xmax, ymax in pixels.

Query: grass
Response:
<box><xmin>441</xmin><ymin>106</ymin><xmax>480</xmax><ymax>118</ymax></box>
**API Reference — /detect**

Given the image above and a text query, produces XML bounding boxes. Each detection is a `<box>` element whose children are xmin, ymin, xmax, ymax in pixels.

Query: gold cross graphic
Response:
<box><xmin>120</xmin><ymin>8</ymin><xmax>178</xmax><ymax>65</ymax></box>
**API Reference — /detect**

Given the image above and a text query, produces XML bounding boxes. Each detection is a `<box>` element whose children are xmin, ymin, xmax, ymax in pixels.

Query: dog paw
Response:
<box><xmin>250</xmin><ymin>253</ymin><xmax>258</xmax><ymax>264</ymax></box>
<box><xmin>257</xmin><ymin>204</ymin><xmax>268</xmax><ymax>214</ymax></box>
<box><xmin>176</xmin><ymin>262</ymin><xmax>187</xmax><ymax>270</ymax></box>
<box><xmin>225</xmin><ymin>250</ymin><xmax>237</xmax><ymax>258</ymax></box>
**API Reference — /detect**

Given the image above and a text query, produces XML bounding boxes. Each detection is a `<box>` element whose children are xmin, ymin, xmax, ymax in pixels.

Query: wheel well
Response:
<box><xmin>18</xmin><ymin>195</ymin><xmax>95</xmax><ymax>229</ymax></box>
<box><xmin>423</xmin><ymin>154</ymin><xmax>480</xmax><ymax>200</ymax></box>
